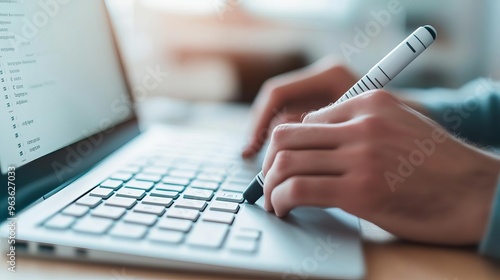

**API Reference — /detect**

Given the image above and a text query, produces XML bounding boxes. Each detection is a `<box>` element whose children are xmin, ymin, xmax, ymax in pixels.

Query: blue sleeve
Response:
<box><xmin>479</xmin><ymin>177</ymin><xmax>500</xmax><ymax>260</ymax></box>
<box><xmin>422</xmin><ymin>79</ymin><xmax>500</xmax><ymax>147</ymax></box>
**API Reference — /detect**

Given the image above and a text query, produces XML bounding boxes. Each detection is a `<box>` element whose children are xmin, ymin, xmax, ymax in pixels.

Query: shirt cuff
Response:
<box><xmin>479</xmin><ymin>175</ymin><xmax>500</xmax><ymax>260</ymax></box>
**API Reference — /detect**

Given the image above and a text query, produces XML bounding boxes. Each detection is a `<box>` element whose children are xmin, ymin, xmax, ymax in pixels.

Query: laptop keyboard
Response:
<box><xmin>42</xmin><ymin>138</ymin><xmax>262</xmax><ymax>253</ymax></box>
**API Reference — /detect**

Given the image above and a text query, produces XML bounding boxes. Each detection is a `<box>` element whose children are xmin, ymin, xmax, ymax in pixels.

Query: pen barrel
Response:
<box><xmin>335</xmin><ymin>26</ymin><xmax>435</xmax><ymax>105</ymax></box>
<box><xmin>373</xmin><ymin>26</ymin><xmax>435</xmax><ymax>81</ymax></box>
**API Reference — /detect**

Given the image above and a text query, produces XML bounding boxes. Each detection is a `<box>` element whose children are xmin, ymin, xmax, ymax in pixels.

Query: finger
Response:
<box><xmin>242</xmin><ymin>65</ymin><xmax>340</xmax><ymax>158</ymax></box>
<box><xmin>242</xmin><ymin>112</ymin><xmax>303</xmax><ymax>159</ymax></box>
<box><xmin>263</xmin><ymin>149</ymin><xmax>350</xmax><ymax>212</ymax></box>
<box><xmin>270</xmin><ymin>176</ymin><xmax>349</xmax><ymax>217</ymax></box>
<box><xmin>302</xmin><ymin>90</ymin><xmax>398</xmax><ymax>124</ymax></box>
<box><xmin>262</xmin><ymin>123</ymin><xmax>353</xmax><ymax>175</ymax></box>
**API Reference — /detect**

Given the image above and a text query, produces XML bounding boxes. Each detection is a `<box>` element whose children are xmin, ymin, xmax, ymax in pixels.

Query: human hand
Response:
<box><xmin>262</xmin><ymin>90</ymin><xmax>500</xmax><ymax>245</ymax></box>
<box><xmin>241</xmin><ymin>56</ymin><xmax>358</xmax><ymax>158</ymax></box>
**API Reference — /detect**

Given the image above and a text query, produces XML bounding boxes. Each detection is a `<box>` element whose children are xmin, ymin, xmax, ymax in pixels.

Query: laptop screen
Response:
<box><xmin>0</xmin><ymin>0</ymin><xmax>139</xmax><ymax>220</ymax></box>
<box><xmin>0</xmin><ymin>0</ymin><xmax>134</xmax><ymax>173</ymax></box>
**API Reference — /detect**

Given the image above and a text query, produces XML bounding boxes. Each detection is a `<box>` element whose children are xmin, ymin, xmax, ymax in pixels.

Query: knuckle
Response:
<box><xmin>271</xmin><ymin>123</ymin><xmax>293</xmax><ymax>143</ymax></box>
<box><xmin>302</xmin><ymin>111</ymin><xmax>318</xmax><ymax>123</ymax></box>
<box><xmin>274</xmin><ymin>150</ymin><xmax>292</xmax><ymax>172</ymax></box>
<box><xmin>262</xmin><ymin>79</ymin><xmax>285</xmax><ymax>96</ymax></box>
<box><xmin>269</xmin><ymin>86</ymin><xmax>285</xmax><ymax>99</ymax></box>
<box><xmin>355</xmin><ymin>115</ymin><xmax>386</xmax><ymax>137</ymax></box>
<box><xmin>364</xmin><ymin>90</ymin><xmax>397</xmax><ymax>105</ymax></box>
<box><xmin>324</xmin><ymin>63</ymin><xmax>345</xmax><ymax>75</ymax></box>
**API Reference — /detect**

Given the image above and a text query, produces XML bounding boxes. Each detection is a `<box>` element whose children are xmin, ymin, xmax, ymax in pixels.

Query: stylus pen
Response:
<box><xmin>243</xmin><ymin>25</ymin><xmax>437</xmax><ymax>204</ymax></box>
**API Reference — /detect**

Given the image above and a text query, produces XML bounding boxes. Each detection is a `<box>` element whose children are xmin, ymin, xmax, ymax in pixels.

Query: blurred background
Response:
<box><xmin>105</xmin><ymin>0</ymin><xmax>500</xmax><ymax>122</ymax></box>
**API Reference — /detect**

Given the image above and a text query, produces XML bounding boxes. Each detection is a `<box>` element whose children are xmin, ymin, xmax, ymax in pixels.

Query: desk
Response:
<box><xmin>2</xmin><ymin>220</ymin><xmax>499</xmax><ymax>280</ymax></box>
<box><xmin>3</xmin><ymin>102</ymin><xmax>500</xmax><ymax>280</ymax></box>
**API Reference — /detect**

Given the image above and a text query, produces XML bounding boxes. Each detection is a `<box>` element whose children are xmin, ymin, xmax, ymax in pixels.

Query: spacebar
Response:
<box><xmin>186</xmin><ymin>222</ymin><xmax>229</xmax><ymax>248</ymax></box>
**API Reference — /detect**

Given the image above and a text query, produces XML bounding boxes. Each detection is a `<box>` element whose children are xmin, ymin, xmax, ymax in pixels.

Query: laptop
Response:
<box><xmin>0</xmin><ymin>1</ymin><xmax>364</xmax><ymax>279</ymax></box>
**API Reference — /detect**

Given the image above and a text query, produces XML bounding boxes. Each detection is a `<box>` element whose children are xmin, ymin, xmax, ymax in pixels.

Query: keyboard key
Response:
<box><xmin>201</xmin><ymin>167</ymin><xmax>227</xmax><ymax>175</ymax></box>
<box><xmin>120</xmin><ymin>165</ymin><xmax>141</xmax><ymax>174</ymax></box>
<box><xmin>220</xmin><ymin>182</ymin><xmax>247</xmax><ymax>193</ymax></box>
<box><xmin>124</xmin><ymin>180</ymin><xmax>154</xmax><ymax>191</ymax></box>
<box><xmin>234</xmin><ymin>228</ymin><xmax>261</xmax><ymax>240</ymax></box>
<box><xmin>162</xmin><ymin>177</ymin><xmax>190</xmax><ymax>186</ymax></box>
<box><xmin>189</xmin><ymin>180</ymin><xmax>219</xmax><ymax>191</ymax></box>
<box><xmin>186</xmin><ymin>222</ymin><xmax>229</xmax><ymax>248</ymax></box>
<box><xmin>116</xmin><ymin>188</ymin><xmax>145</xmax><ymax>199</ymax></box>
<box><xmin>142</xmin><ymin>195</ymin><xmax>173</xmax><ymax>207</ymax></box>
<box><xmin>124</xmin><ymin>212</ymin><xmax>158</xmax><ymax>226</ymax></box>
<box><xmin>45</xmin><ymin>214</ymin><xmax>75</xmax><ymax>229</ymax></box>
<box><xmin>183</xmin><ymin>188</ymin><xmax>213</xmax><ymax>201</ymax></box>
<box><xmin>166</xmin><ymin>208</ymin><xmax>199</xmax><ymax>221</ymax></box>
<box><xmin>73</xmin><ymin>216</ymin><xmax>113</xmax><ymax>234</ymax></box>
<box><xmin>89</xmin><ymin>187</ymin><xmax>114</xmax><ymax>199</ymax></box>
<box><xmin>149</xmin><ymin>161</ymin><xmax>173</xmax><ymax>169</ymax></box>
<box><xmin>105</xmin><ymin>196</ymin><xmax>137</xmax><ymax>209</ymax></box>
<box><xmin>148</xmin><ymin>228</ymin><xmax>184</xmax><ymax>244</ymax></box>
<box><xmin>174</xmin><ymin>162</ymin><xmax>200</xmax><ymax>171</ymax></box>
<box><xmin>150</xmin><ymin>189</ymin><xmax>179</xmax><ymax>199</ymax></box>
<box><xmin>62</xmin><ymin>204</ymin><xmax>89</xmax><ymax>217</ymax></box>
<box><xmin>162</xmin><ymin>175</ymin><xmax>190</xmax><ymax>186</ymax></box>
<box><xmin>142</xmin><ymin>166</ymin><xmax>169</xmax><ymax>175</ymax></box>
<box><xmin>133</xmin><ymin>203</ymin><xmax>165</xmax><ymax>216</ymax></box>
<box><xmin>134</xmin><ymin>173</ymin><xmax>162</xmax><ymax>183</ymax></box>
<box><xmin>216</xmin><ymin>192</ymin><xmax>244</xmax><ymax>203</ymax></box>
<box><xmin>99</xmin><ymin>179</ymin><xmax>123</xmax><ymax>190</ymax></box>
<box><xmin>196</xmin><ymin>173</ymin><xmax>225</xmax><ymax>182</ymax></box>
<box><xmin>76</xmin><ymin>195</ymin><xmax>102</xmax><ymax>208</ymax></box>
<box><xmin>169</xmin><ymin>169</ymin><xmax>197</xmax><ymax>179</ymax></box>
<box><xmin>133</xmin><ymin>157</ymin><xmax>150</xmax><ymax>166</ymax></box>
<box><xmin>209</xmin><ymin>201</ymin><xmax>239</xmax><ymax>213</ymax></box>
<box><xmin>202</xmin><ymin>211</ymin><xmax>234</xmax><ymax>225</ymax></box>
<box><xmin>228</xmin><ymin>176</ymin><xmax>252</xmax><ymax>185</ymax></box>
<box><xmin>154</xmin><ymin>183</ymin><xmax>184</xmax><ymax>192</ymax></box>
<box><xmin>175</xmin><ymin>199</ymin><xmax>207</xmax><ymax>211</ymax></box>
<box><xmin>227</xmin><ymin>239</ymin><xmax>258</xmax><ymax>253</ymax></box>
<box><xmin>233</xmin><ymin>169</ymin><xmax>257</xmax><ymax>178</ymax></box>
<box><xmin>109</xmin><ymin>223</ymin><xmax>148</xmax><ymax>239</ymax></box>
<box><xmin>157</xmin><ymin>218</ymin><xmax>192</xmax><ymax>232</ymax></box>
<box><xmin>92</xmin><ymin>205</ymin><xmax>126</xmax><ymax>220</ymax></box>
<box><xmin>110</xmin><ymin>172</ymin><xmax>133</xmax><ymax>181</ymax></box>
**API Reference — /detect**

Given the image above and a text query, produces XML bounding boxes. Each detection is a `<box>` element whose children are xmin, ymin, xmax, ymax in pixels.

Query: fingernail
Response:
<box><xmin>275</xmin><ymin>210</ymin><xmax>286</xmax><ymax>218</ymax></box>
<box><xmin>241</xmin><ymin>145</ymin><xmax>250</xmax><ymax>154</ymax></box>
<box><xmin>264</xmin><ymin>203</ymin><xmax>272</xmax><ymax>212</ymax></box>
<box><xmin>242</xmin><ymin>150</ymin><xmax>253</xmax><ymax>159</ymax></box>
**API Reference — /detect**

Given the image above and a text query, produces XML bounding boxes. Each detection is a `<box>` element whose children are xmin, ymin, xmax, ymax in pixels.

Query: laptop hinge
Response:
<box><xmin>43</xmin><ymin>176</ymin><xmax>80</xmax><ymax>200</ymax></box>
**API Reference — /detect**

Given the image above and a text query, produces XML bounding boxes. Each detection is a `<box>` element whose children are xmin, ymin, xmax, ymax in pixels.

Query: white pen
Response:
<box><xmin>243</xmin><ymin>25</ymin><xmax>437</xmax><ymax>204</ymax></box>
